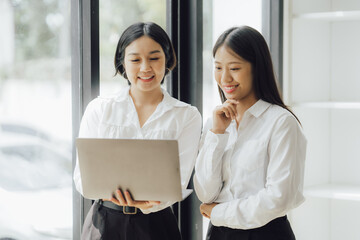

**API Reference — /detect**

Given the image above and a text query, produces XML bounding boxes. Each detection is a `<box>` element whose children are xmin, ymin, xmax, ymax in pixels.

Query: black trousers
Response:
<box><xmin>81</xmin><ymin>202</ymin><xmax>181</xmax><ymax>240</ymax></box>
<box><xmin>206</xmin><ymin>216</ymin><xmax>296</xmax><ymax>240</ymax></box>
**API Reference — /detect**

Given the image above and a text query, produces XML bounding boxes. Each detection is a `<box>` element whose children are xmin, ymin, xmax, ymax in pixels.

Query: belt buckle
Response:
<box><xmin>123</xmin><ymin>206</ymin><xmax>137</xmax><ymax>214</ymax></box>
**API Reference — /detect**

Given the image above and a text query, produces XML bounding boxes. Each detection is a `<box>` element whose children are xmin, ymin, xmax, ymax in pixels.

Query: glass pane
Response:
<box><xmin>99</xmin><ymin>0</ymin><xmax>166</xmax><ymax>96</ymax></box>
<box><xmin>0</xmin><ymin>0</ymin><xmax>72</xmax><ymax>239</ymax></box>
<box><xmin>202</xmin><ymin>0</ymin><xmax>262</xmax><ymax>121</ymax></box>
<box><xmin>202</xmin><ymin>0</ymin><xmax>262</xmax><ymax>238</ymax></box>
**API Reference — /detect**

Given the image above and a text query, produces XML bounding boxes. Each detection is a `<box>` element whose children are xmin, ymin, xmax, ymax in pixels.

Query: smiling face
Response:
<box><xmin>214</xmin><ymin>45</ymin><xmax>257</xmax><ymax>103</ymax></box>
<box><xmin>123</xmin><ymin>36</ymin><xmax>166</xmax><ymax>93</ymax></box>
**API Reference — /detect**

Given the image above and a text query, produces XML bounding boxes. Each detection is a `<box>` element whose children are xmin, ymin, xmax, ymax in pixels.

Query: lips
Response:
<box><xmin>222</xmin><ymin>85</ymin><xmax>238</xmax><ymax>93</ymax></box>
<box><xmin>138</xmin><ymin>75</ymin><xmax>155</xmax><ymax>82</ymax></box>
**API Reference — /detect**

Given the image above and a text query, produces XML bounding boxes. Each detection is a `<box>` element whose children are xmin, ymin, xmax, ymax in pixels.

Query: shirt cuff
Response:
<box><xmin>210</xmin><ymin>203</ymin><xmax>226</xmax><ymax>227</ymax></box>
<box><xmin>204</xmin><ymin>130</ymin><xmax>230</xmax><ymax>151</ymax></box>
<box><xmin>139</xmin><ymin>201</ymin><xmax>173</xmax><ymax>214</ymax></box>
<box><xmin>139</xmin><ymin>208</ymin><xmax>152</xmax><ymax>214</ymax></box>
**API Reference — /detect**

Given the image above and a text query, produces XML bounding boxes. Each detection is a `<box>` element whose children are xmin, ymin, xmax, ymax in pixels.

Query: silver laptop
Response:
<box><xmin>76</xmin><ymin>138</ymin><xmax>191</xmax><ymax>202</ymax></box>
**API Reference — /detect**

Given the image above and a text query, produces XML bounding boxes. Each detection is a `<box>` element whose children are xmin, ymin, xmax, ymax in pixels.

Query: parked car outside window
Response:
<box><xmin>0</xmin><ymin>123</ymin><xmax>72</xmax><ymax>240</ymax></box>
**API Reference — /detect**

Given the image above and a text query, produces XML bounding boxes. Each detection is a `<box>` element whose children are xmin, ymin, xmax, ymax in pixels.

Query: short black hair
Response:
<box><xmin>213</xmin><ymin>26</ymin><xmax>300</xmax><ymax>123</ymax></box>
<box><xmin>114</xmin><ymin>22</ymin><xmax>176</xmax><ymax>84</ymax></box>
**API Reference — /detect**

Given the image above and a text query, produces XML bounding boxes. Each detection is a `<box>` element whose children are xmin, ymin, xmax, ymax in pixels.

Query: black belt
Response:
<box><xmin>96</xmin><ymin>200</ymin><xmax>139</xmax><ymax>214</ymax></box>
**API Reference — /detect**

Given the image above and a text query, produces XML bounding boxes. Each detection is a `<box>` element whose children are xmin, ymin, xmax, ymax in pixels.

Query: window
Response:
<box><xmin>0</xmin><ymin>0</ymin><xmax>72</xmax><ymax>239</ymax></box>
<box><xmin>202</xmin><ymin>0</ymin><xmax>262</xmax><ymax>122</ymax></box>
<box><xmin>99</xmin><ymin>0</ymin><xmax>166</xmax><ymax>96</ymax></box>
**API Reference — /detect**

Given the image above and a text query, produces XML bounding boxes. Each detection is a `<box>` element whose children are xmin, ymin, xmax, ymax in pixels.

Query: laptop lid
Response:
<box><xmin>76</xmin><ymin>138</ymin><xmax>182</xmax><ymax>201</ymax></box>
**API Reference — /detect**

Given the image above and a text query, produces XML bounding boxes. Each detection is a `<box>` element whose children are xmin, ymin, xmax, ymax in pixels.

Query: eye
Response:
<box><xmin>130</xmin><ymin>59</ymin><xmax>140</xmax><ymax>63</ymax></box>
<box><xmin>215</xmin><ymin>66</ymin><xmax>222</xmax><ymax>71</ymax></box>
<box><xmin>230</xmin><ymin>68</ymin><xmax>240</xmax><ymax>71</ymax></box>
<box><xmin>150</xmin><ymin>57</ymin><xmax>159</xmax><ymax>61</ymax></box>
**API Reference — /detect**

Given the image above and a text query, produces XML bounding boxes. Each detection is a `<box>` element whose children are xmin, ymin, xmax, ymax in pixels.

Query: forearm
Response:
<box><xmin>194</xmin><ymin>130</ymin><xmax>228</xmax><ymax>203</ymax></box>
<box><xmin>211</xmin><ymin>187</ymin><xmax>301</xmax><ymax>229</ymax></box>
<box><xmin>211</xmin><ymin>168</ymin><xmax>305</xmax><ymax>229</ymax></box>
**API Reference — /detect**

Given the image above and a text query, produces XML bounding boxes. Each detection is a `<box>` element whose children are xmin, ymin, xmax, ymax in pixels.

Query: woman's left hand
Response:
<box><xmin>200</xmin><ymin>203</ymin><xmax>218</xmax><ymax>219</ymax></box>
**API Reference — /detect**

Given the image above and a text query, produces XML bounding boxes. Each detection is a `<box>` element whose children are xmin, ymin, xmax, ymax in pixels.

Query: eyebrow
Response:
<box><xmin>214</xmin><ymin>61</ymin><xmax>244</xmax><ymax>64</ymax></box>
<box><xmin>127</xmin><ymin>50</ymin><xmax>161</xmax><ymax>56</ymax></box>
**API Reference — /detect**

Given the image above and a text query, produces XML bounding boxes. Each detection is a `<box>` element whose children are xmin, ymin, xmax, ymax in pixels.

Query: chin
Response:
<box><xmin>139</xmin><ymin>83</ymin><xmax>161</xmax><ymax>91</ymax></box>
<box><xmin>224</xmin><ymin>94</ymin><xmax>239</xmax><ymax>100</ymax></box>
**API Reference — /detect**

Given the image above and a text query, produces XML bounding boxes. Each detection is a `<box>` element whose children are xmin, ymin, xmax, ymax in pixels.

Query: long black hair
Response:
<box><xmin>213</xmin><ymin>26</ymin><xmax>300</xmax><ymax>123</ymax></box>
<box><xmin>114</xmin><ymin>22</ymin><xmax>176</xmax><ymax>84</ymax></box>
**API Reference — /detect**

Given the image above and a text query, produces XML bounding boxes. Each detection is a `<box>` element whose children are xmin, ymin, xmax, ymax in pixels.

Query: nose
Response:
<box><xmin>140</xmin><ymin>60</ymin><xmax>151</xmax><ymax>72</ymax></box>
<box><xmin>221</xmin><ymin>69</ymin><xmax>232</xmax><ymax>83</ymax></box>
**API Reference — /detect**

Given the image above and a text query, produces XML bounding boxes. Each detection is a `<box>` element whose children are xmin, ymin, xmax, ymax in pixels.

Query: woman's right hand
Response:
<box><xmin>211</xmin><ymin>99</ymin><xmax>239</xmax><ymax>134</ymax></box>
<box><xmin>103</xmin><ymin>189</ymin><xmax>160</xmax><ymax>210</ymax></box>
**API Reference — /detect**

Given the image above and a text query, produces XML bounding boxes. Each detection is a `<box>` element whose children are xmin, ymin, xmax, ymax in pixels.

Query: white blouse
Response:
<box><xmin>194</xmin><ymin>99</ymin><xmax>307</xmax><ymax>229</ymax></box>
<box><xmin>73</xmin><ymin>87</ymin><xmax>202</xmax><ymax>214</ymax></box>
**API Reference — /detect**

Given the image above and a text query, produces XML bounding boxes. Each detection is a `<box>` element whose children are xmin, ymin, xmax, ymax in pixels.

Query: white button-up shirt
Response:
<box><xmin>74</xmin><ymin>87</ymin><xmax>202</xmax><ymax>213</ymax></box>
<box><xmin>194</xmin><ymin>99</ymin><xmax>307</xmax><ymax>229</ymax></box>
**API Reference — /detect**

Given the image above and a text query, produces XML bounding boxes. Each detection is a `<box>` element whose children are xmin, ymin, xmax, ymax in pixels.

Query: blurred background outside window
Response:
<box><xmin>99</xmin><ymin>0</ymin><xmax>166</xmax><ymax>96</ymax></box>
<box><xmin>0</xmin><ymin>0</ymin><xmax>72</xmax><ymax>239</ymax></box>
<box><xmin>202</xmin><ymin>0</ymin><xmax>262</xmax><ymax>121</ymax></box>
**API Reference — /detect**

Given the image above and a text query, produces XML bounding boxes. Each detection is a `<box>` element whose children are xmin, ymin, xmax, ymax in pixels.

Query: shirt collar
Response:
<box><xmin>246</xmin><ymin>99</ymin><xmax>271</xmax><ymax>118</ymax></box>
<box><xmin>112</xmin><ymin>86</ymin><xmax>130</xmax><ymax>102</ymax></box>
<box><xmin>113</xmin><ymin>86</ymin><xmax>188</xmax><ymax>108</ymax></box>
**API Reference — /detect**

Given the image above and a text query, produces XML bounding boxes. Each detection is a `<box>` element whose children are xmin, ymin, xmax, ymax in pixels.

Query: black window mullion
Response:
<box><xmin>166</xmin><ymin>0</ymin><xmax>181</xmax><ymax>226</ymax></box>
<box><xmin>262</xmin><ymin>0</ymin><xmax>284</xmax><ymax>91</ymax></box>
<box><xmin>71</xmin><ymin>0</ymin><xmax>99</xmax><ymax>239</ymax></box>
<box><xmin>167</xmin><ymin>0</ymin><xmax>203</xmax><ymax>239</ymax></box>
<box><xmin>166</xmin><ymin>0</ymin><xmax>179</xmax><ymax>99</ymax></box>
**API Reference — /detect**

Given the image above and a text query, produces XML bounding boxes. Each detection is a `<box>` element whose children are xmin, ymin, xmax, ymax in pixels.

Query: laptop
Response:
<box><xmin>76</xmin><ymin>138</ymin><xmax>192</xmax><ymax>202</ymax></box>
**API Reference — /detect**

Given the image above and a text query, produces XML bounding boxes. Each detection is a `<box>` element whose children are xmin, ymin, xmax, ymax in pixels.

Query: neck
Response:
<box><xmin>235</xmin><ymin>95</ymin><xmax>259</xmax><ymax>124</ymax></box>
<box><xmin>129</xmin><ymin>86</ymin><xmax>163</xmax><ymax>106</ymax></box>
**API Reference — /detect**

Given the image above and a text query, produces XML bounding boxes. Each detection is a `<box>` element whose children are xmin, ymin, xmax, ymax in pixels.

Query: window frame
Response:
<box><xmin>166</xmin><ymin>0</ymin><xmax>204</xmax><ymax>239</ymax></box>
<box><xmin>71</xmin><ymin>0</ymin><xmax>99</xmax><ymax>238</ymax></box>
<box><xmin>262</xmin><ymin>0</ymin><xmax>284</xmax><ymax>90</ymax></box>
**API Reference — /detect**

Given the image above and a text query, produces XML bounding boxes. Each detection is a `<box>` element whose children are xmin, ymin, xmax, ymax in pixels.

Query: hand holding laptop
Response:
<box><xmin>103</xmin><ymin>189</ymin><xmax>160</xmax><ymax>210</ymax></box>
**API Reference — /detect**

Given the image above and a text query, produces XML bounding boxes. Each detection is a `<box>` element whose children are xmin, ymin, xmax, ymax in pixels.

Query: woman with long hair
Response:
<box><xmin>194</xmin><ymin>26</ymin><xmax>306</xmax><ymax>240</ymax></box>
